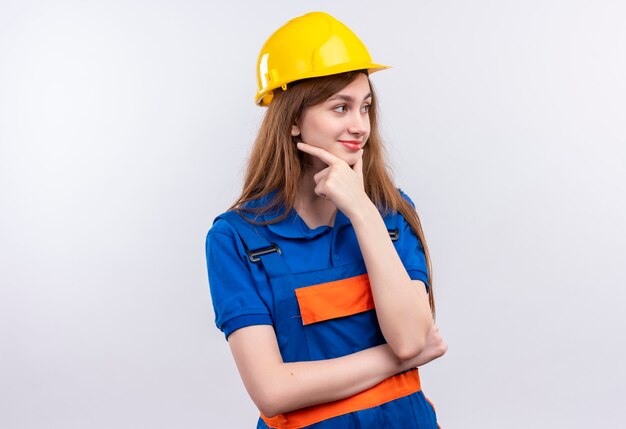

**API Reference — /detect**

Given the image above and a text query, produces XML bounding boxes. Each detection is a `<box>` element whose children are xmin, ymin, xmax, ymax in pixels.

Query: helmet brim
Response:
<box><xmin>255</xmin><ymin>63</ymin><xmax>391</xmax><ymax>106</ymax></box>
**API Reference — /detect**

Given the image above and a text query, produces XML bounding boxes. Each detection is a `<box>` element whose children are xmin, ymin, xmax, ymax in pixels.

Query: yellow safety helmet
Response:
<box><xmin>255</xmin><ymin>12</ymin><xmax>390</xmax><ymax>106</ymax></box>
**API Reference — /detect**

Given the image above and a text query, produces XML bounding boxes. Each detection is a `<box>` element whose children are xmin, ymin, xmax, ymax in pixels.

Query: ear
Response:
<box><xmin>291</xmin><ymin>124</ymin><xmax>300</xmax><ymax>137</ymax></box>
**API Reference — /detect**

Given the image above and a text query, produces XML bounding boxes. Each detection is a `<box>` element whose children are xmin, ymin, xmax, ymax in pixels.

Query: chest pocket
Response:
<box><xmin>295</xmin><ymin>274</ymin><xmax>374</xmax><ymax>325</ymax></box>
<box><xmin>293</xmin><ymin>273</ymin><xmax>386</xmax><ymax>360</ymax></box>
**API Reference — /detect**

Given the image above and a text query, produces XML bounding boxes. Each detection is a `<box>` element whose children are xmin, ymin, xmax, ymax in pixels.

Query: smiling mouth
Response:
<box><xmin>338</xmin><ymin>140</ymin><xmax>362</xmax><ymax>151</ymax></box>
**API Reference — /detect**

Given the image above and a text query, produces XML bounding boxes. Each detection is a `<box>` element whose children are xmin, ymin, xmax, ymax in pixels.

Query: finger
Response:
<box><xmin>297</xmin><ymin>142</ymin><xmax>342</xmax><ymax>166</ymax></box>
<box><xmin>313</xmin><ymin>167</ymin><xmax>330</xmax><ymax>184</ymax></box>
<box><xmin>314</xmin><ymin>183</ymin><xmax>327</xmax><ymax>199</ymax></box>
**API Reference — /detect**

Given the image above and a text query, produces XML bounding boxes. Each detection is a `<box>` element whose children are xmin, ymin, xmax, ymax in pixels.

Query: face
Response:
<box><xmin>292</xmin><ymin>73</ymin><xmax>372</xmax><ymax>168</ymax></box>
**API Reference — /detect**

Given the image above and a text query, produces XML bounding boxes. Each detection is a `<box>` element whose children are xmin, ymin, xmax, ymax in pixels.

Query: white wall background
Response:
<box><xmin>1</xmin><ymin>1</ymin><xmax>625</xmax><ymax>428</ymax></box>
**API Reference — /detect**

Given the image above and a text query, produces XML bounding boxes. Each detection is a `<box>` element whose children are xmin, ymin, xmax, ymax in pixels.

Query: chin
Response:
<box><xmin>344</xmin><ymin>156</ymin><xmax>360</xmax><ymax>167</ymax></box>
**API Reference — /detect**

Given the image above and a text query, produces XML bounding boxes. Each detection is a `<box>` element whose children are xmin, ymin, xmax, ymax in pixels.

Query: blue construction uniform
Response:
<box><xmin>206</xmin><ymin>190</ymin><xmax>439</xmax><ymax>428</ymax></box>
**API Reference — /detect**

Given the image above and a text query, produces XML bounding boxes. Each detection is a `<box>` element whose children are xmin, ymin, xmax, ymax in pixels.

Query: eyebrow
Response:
<box><xmin>328</xmin><ymin>93</ymin><xmax>372</xmax><ymax>103</ymax></box>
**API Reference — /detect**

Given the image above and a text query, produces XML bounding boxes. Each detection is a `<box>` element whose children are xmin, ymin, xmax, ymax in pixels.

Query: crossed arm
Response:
<box><xmin>227</xmin><ymin>143</ymin><xmax>446</xmax><ymax>418</ymax></box>
<box><xmin>229</xmin><ymin>323</ymin><xmax>446</xmax><ymax>418</ymax></box>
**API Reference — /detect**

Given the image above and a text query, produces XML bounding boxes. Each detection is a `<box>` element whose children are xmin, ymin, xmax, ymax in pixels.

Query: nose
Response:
<box><xmin>347</xmin><ymin>110</ymin><xmax>369</xmax><ymax>137</ymax></box>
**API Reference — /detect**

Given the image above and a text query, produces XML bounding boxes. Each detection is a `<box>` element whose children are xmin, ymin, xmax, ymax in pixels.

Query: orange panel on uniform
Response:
<box><xmin>295</xmin><ymin>274</ymin><xmax>375</xmax><ymax>325</ymax></box>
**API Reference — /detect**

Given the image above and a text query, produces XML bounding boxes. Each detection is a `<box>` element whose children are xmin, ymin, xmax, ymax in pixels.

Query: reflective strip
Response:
<box><xmin>294</xmin><ymin>274</ymin><xmax>374</xmax><ymax>325</ymax></box>
<box><xmin>261</xmin><ymin>369</ymin><xmax>421</xmax><ymax>429</ymax></box>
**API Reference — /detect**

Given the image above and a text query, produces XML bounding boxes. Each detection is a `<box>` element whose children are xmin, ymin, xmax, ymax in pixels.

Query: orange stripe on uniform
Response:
<box><xmin>294</xmin><ymin>274</ymin><xmax>374</xmax><ymax>325</ymax></box>
<box><xmin>261</xmin><ymin>369</ymin><xmax>422</xmax><ymax>429</ymax></box>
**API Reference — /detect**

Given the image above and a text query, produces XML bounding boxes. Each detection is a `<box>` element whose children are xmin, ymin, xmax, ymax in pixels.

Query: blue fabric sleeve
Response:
<box><xmin>205</xmin><ymin>221</ymin><xmax>273</xmax><ymax>339</ymax></box>
<box><xmin>397</xmin><ymin>190</ymin><xmax>430</xmax><ymax>292</ymax></box>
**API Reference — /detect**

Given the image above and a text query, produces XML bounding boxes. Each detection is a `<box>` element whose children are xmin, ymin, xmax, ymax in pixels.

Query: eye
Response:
<box><xmin>333</xmin><ymin>105</ymin><xmax>348</xmax><ymax>113</ymax></box>
<box><xmin>361</xmin><ymin>104</ymin><xmax>371</xmax><ymax>113</ymax></box>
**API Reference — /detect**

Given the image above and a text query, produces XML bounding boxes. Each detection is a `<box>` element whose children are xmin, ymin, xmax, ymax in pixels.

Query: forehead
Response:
<box><xmin>327</xmin><ymin>73</ymin><xmax>372</xmax><ymax>101</ymax></box>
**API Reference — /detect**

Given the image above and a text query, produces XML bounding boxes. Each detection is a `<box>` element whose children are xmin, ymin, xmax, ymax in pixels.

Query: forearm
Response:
<box><xmin>293</xmin><ymin>143</ymin><xmax>433</xmax><ymax>358</ymax></box>
<box><xmin>275</xmin><ymin>341</ymin><xmax>445</xmax><ymax>413</ymax></box>
<box><xmin>229</xmin><ymin>327</ymin><xmax>411</xmax><ymax>418</ymax></box>
<box><xmin>272</xmin><ymin>345</ymin><xmax>408</xmax><ymax>415</ymax></box>
<box><xmin>350</xmin><ymin>201</ymin><xmax>433</xmax><ymax>359</ymax></box>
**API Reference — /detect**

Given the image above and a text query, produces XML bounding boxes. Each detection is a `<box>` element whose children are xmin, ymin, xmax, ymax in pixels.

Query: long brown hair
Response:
<box><xmin>231</xmin><ymin>71</ymin><xmax>435</xmax><ymax>316</ymax></box>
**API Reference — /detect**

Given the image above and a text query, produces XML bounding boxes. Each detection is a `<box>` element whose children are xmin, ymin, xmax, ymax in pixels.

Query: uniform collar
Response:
<box><xmin>248</xmin><ymin>192</ymin><xmax>351</xmax><ymax>239</ymax></box>
<box><xmin>264</xmin><ymin>208</ymin><xmax>331</xmax><ymax>239</ymax></box>
<box><xmin>245</xmin><ymin>192</ymin><xmax>397</xmax><ymax>239</ymax></box>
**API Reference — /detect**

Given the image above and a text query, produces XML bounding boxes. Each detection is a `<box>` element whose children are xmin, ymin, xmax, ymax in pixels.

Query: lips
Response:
<box><xmin>338</xmin><ymin>140</ymin><xmax>362</xmax><ymax>151</ymax></box>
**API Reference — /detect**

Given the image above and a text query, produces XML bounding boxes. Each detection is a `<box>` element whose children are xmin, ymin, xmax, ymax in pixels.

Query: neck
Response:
<box><xmin>295</xmin><ymin>161</ymin><xmax>337</xmax><ymax>228</ymax></box>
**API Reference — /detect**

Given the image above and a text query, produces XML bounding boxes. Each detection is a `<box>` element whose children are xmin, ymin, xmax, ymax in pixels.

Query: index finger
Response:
<box><xmin>296</xmin><ymin>142</ymin><xmax>343</xmax><ymax>166</ymax></box>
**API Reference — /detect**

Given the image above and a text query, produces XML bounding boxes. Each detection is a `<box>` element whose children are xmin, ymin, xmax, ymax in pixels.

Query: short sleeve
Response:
<box><xmin>205</xmin><ymin>220</ymin><xmax>273</xmax><ymax>339</ymax></box>
<box><xmin>397</xmin><ymin>190</ymin><xmax>430</xmax><ymax>291</ymax></box>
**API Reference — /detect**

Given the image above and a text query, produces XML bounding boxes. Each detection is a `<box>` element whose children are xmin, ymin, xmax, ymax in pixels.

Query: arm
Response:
<box><xmin>228</xmin><ymin>323</ymin><xmax>446</xmax><ymax>418</ymax></box>
<box><xmin>351</xmin><ymin>204</ymin><xmax>433</xmax><ymax>360</ymax></box>
<box><xmin>296</xmin><ymin>142</ymin><xmax>434</xmax><ymax>360</ymax></box>
<box><xmin>207</xmin><ymin>215</ymin><xmax>445</xmax><ymax>417</ymax></box>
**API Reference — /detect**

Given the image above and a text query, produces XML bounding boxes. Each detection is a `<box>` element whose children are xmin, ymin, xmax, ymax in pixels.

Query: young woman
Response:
<box><xmin>206</xmin><ymin>12</ymin><xmax>447</xmax><ymax>428</ymax></box>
